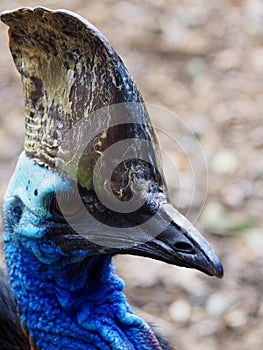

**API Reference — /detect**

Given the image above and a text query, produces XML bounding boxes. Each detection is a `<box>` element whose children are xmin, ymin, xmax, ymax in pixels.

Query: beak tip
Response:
<box><xmin>213</xmin><ymin>259</ymin><xmax>224</xmax><ymax>278</ymax></box>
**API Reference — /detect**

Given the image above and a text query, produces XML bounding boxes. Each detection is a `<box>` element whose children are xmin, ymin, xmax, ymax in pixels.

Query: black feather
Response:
<box><xmin>154</xmin><ymin>332</ymin><xmax>174</xmax><ymax>350</ymax></box>
<box><xmin>0</xmin><ymin>268</ymin><xmax>30</xmax><ymax>350</ymax></box>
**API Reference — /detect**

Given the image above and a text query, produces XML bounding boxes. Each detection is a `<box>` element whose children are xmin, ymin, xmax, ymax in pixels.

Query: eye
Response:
<box><xmin>11</xmin><ymin>201</ymin><xmax>24</xmax><ymax>224</ymax></box>
<box><xmin>49</xmin><ymin>192</ymin><xmax>82</xmax><ymax>218</ymax></box>
<box><xmin>142</xmin><ymin>198</ymin><xmax>159</xmax><ymax>214</ymax></box>
<box><xmin>6</xmin><ymin>197</ymin><xmax>24</xmax><ymax>226</ymax></box>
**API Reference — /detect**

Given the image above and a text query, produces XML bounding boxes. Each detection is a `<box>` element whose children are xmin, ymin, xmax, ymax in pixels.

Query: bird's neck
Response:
<box><xmin>4</xmin><ymin>241</ymin><xmax>163</xmax><ymax>350</ymax></box>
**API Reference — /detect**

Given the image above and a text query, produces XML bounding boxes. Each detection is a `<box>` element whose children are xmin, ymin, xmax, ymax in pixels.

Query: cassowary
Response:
<box><xmin>0</xmin><ymin>7</ymin><xmax>223</xmax><ymax>350</ymax></box>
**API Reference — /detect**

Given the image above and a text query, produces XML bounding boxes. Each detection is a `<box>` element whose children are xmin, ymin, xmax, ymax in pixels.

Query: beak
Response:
<box><xmin>59</xmin><ymin>198</ymin><xmax>223</xmax><ymax>278</ymax></box>
<box><xmin>115</xmin><ymin>203</ymin><xmax>224</xmax><ymax>278</ymax></box>
<box><xmin>59</xmin><ymin>189</ymin><xmax>223</xmax><ymax>278</ymax></box>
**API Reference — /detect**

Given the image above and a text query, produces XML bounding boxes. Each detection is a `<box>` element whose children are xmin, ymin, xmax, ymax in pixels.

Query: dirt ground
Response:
<box><xmin>0</xmin><ymin>1</ymin><xmax>262</xmax><ymax>349</ymax></box>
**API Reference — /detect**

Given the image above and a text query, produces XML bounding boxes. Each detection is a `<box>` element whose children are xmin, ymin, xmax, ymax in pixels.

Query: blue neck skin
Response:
<box><xmin>3</xmin><ymin>153</ymin><xmax>163</xmax><ymax>350</ymax></box>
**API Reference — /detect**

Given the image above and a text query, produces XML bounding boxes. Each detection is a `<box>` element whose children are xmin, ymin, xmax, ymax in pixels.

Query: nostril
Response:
<box><xmin>173</xmin><ymin>241</ymin><xmax>194</xmax><ymax>253</ymax></box>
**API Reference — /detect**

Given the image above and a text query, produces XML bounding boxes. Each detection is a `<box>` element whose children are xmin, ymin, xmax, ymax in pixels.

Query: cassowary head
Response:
<box><xmin>1</xmin><ymin>7</ymin><xmax>223</xmax><ymax>276</ymax></box>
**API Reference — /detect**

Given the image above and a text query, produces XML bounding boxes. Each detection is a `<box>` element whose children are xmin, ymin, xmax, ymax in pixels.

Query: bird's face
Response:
<box><xmin>3</xmin><ymin>152</ymin><xmax>223</xmax><ymax>277</ymax></box>
<box><xmin>2</xmin><ymin>7</ymin><xmax>223</xmax><ymax>279</ymax></box>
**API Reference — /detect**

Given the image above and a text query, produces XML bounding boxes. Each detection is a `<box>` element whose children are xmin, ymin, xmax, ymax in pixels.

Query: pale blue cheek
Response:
<box><xmin>4</xmin><ymin>151</ymin><xmax>72</xmax><ymax>220</ymax></box>
<box><xmin>2</xmin><ymin>151</ymin><xmax>78</xmax><ymax>261</ymax></box>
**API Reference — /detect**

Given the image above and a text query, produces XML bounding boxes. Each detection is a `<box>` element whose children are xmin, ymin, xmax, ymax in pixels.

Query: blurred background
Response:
<box><xmin>0</xmin><ymin>1</ymin><xmax>262</xmax><ymax>349</ymax></box>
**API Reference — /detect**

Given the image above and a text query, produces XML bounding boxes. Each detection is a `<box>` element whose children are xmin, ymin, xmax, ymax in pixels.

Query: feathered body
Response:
<box><xmin>0</xmin><ymin>268</ymin><xmax>30</xmax><ymax>350</ymax></box>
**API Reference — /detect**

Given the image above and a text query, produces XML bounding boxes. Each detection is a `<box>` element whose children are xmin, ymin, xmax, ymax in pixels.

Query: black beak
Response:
<box><xmin>116</xmin><ymin>203</ymin><xmax>223</xmax><ymax>278</ymax></box>
<box><xmin>59</xmin><ymin>188</ymin><xmax>223</xmax><ymax>278</ymax></box>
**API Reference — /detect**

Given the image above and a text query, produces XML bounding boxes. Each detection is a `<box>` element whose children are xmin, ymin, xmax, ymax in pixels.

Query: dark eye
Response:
<box><xmin>49</xmin><ymin>192</ymin><xmax>82</xmax><ymax>218</ymax></box>
<box><xmin>12</xmin><ymin>204</ymin><xmax>23</xmax><ymax>224</ymax></box>
<box><xmin>8</xmin><ymin>197</ymin><xmax>24</xmax><ymax>225</ymax></box>
<box><xmin>142</xmin><ymin>199</ymin><xmax>159</xmax><ymax>214</ymax></box>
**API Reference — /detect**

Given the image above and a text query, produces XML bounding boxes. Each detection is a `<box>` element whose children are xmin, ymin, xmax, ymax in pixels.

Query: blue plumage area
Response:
<box><xmin>3</xmin><ymin>153</ymin><xmax>163</xmax><ymax>349</ymax></box>
<box><xmin>4</xmin><ymin>241</ymin><xmax>161</xmax><ymax>350</ymax></box>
